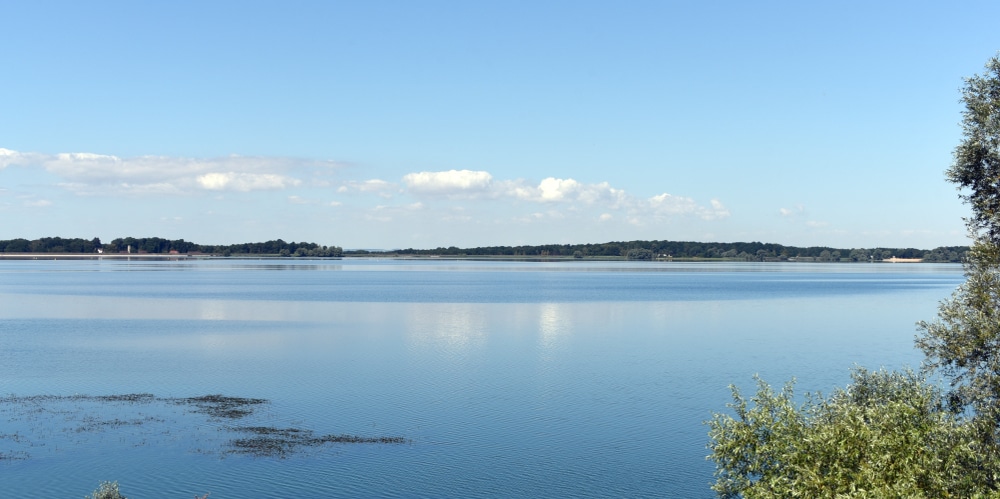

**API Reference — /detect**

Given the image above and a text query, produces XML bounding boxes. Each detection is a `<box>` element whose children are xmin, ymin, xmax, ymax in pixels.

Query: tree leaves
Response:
<box><xmin>707</xmin><ymin>369</ymin><xmax>991</xmax><ymax>498</ymax></box>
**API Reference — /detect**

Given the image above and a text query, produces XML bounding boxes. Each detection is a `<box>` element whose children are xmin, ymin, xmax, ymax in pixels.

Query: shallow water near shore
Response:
<box><xmin>0</xmin><ymin>259</ymin><xmax>963</xmax><ymax>497</ymax></box>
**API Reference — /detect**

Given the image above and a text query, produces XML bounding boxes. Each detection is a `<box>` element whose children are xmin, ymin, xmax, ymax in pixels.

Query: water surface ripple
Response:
<box><xmin>0</xmin><ymin>260</ymin><xmax>963</xmax><ymax>497</ymax></box>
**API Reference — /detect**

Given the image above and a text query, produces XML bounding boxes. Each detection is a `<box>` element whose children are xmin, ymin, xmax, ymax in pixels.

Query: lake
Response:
<box><xmin>0</xmin><ymin>259</ymin><xmax>964</xmax><ymax>497</ymax></box>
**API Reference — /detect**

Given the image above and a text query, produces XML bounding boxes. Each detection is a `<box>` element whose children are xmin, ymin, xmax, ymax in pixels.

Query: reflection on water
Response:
<box><xmin>405</xmin><ymin>304</ymin><xmax>489</xmax><ymax>353</ymax></box>
<box><xmin>0</xmin><ymin>260</ymin><xmax>966</xmax><ymax>498</ymax></box>
<box><xmin>538</xmin><ymin>303</ymin><xmax>570</xmax><ymax>349</ymax></box>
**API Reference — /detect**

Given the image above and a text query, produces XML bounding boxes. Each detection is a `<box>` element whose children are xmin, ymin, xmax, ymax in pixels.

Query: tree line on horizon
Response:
<box><xmin>353</xmin><ymin>241</ymin><xmax>968</xmax><ymax>262</ymax></box>
<box><xmin>0</xmin><ymin>236</ymin><xmax>967</xmax><ymax>262</ymax></box>
<box><xmin>0</xmin><ymin>236</ymin><xmax>343</xmax><ymax>258</ymax></box>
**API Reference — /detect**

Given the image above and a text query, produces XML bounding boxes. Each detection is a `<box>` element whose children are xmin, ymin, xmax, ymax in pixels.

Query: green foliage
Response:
<box><xmin>0</xmin><ymin>236</ymin><xmax>344</xmax><ymax>257</ymax></box>
<box><xmin>947</xmin><ymin>54</ymin><xmax>1000</xmax><ymax>245</ymax></box>
<box><xmin>918</xmin><ymin>240</ymin><xmax>1000</xmax><ymax>420</ymax></box>
<box><xmin>86</xmin><ymin>481</ymin><xmax>127</xmax><ymax>499</ymax></box>
<box><xmin>0</xmin><ymin>237</ymin><xmax>102</xmax><ymax>253</ymax></box>
<box><xmin>916</xmin><ymin>53</ymin><xmax>1000</xmax><ymax>485</ymax></box>
<box><xmin>707</xmin><ymin>369</ymin><xmax>993</xmax><ymax>498</ymax></box>
<box><xmin>625</xmin><ymin>248</ymin><xmax>654</xmax><ymax>260</ymax></box>
<box><xmin>372</xmin><ymin>240</ymin><xmax>955</xmax><ymax>260</ymax></box>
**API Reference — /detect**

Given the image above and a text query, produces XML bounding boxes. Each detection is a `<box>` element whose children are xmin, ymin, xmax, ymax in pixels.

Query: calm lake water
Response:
<box><xmin>0</xmin><ymin>259</ymin><xmax>964</xmax><ymax>497</ymax></box>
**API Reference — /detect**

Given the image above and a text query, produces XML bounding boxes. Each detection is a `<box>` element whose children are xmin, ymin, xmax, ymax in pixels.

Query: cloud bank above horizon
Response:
<box><xmin>0</xmin><ymin>147</ymin><xmax>735</xmax><ymax>247</ymax></box>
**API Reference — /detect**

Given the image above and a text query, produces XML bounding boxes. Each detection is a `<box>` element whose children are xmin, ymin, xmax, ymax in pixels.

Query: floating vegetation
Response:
<box><xmin>0</xmin><ymin>393</ymin><xmax>156</xmax><ymax>405</ymax></box>
<box><xmin>225</xmin><ymin>425</ymin><xmax>410</xmax><ymax>458</ymax></box>
<box><xmin>0</xmin><ymin>393</ymin><xmax>408</xmax><ymax>460</ymax></box>
<box><xmin>94</xmin><ymin>393</ymin><xmax>156</xmax><ymax>403</ymax></box>
<box><xmin>0</xmin><ymin>450</ymin><xmax>29</xmax><ymax>461</ymax></box>
<box><xmin>74</xmin><ymin>415</ymin><xmax>166</xmax><ymax>433</ymax></box>
<box><xmin>168</xmin><ymin>394</ymin><xmax>267</xmax><ymax>420</ymax></box>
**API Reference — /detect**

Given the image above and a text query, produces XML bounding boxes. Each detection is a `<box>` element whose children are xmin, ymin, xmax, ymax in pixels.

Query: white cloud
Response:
<box><xmin>4</xmin><ymin>148</ymin><xmax>732</xmax><ymax>234</ymax></box>
<box><xmin>403</xmin><ymin>170</ymin><xmax>493</xmax><ymax>196</ymax></box>
<box><xmin>501</xmin><ymin>177</ymin><xmax>625</xmax><ymax>205</ymax></box>
<box><xmin>538</xmin><ymin>177</ymin><xmax>580</xmax><ymax>201</ymax></box>
<box><xmin>578</xmin><ymin>182</ymin><xmax>627</xmax><ymax>207</ymax></box>
<box><xmin>23</xmin><ymin>199</ymin><xmax>52</xmax><ymax>208</ymax></box>
<box><xmin>1</xmin><ymin>148</ymin><xmax>33</xmax><ymax>169</ymax></box>
<box><xmin>0</xmin><ymin>148</ymin><xmax>335</xmax><ymax>195</ymax></box>
<box><xmin>397</xmin><ymin>173</ymin><xmax>628</xmax><ymax>209</ymax></box>
<box><xmin>196</xmin><ymin>172</ymin><xmax>300</xmax><ymax>191</ymax></box>
<box><xmin>645</xmin><ymin>194</ymin><xmax>730</xmax><ymax>221</ymax></box>
<box><xmin>395</xmin><ymin>169</ymin><xmax>728</xmax><ymax>224</ymax></box>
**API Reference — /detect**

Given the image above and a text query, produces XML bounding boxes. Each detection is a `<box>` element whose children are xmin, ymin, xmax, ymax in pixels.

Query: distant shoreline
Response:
<box><xmin>0</xmin><ymin>253</ymin><xmax>933</xmax><ymax>263</ymax></box>
<box><xmin>0</xmin><ymin>253</ymin><xmax>198</xmax><ymax>260</ymax></box>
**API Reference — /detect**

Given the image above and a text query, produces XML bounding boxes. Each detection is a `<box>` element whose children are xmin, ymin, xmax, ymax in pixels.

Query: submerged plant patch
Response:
<box><xmin>225</xmin><ymin>425</ymin><xmax>410</xmax><ymax>457</ymax></box>
<box><xmin>0</xmin><ymin>393</ymin><xmax>409</xmax><ymax>460</ymax></box>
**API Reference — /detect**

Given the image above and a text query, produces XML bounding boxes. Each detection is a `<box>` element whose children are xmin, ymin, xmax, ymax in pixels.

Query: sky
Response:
<box><xmin>2</xmin><ymin>1</ymin><xmax>999</xmax><ymax>250</ymax></box>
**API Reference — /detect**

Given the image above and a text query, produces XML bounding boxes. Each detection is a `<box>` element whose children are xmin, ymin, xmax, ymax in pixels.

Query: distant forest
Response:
<box><xmin>0</xmin><ymin>236</ymin><xmax>968</xmax><ymax>262</ymax></box>
<box><xmin>0</xmin><ymin>237</ymin><xmax>343</xmax><ymax>257</ymax></box>
<box><xmin>353</xmin><ymin>240</ymin><xmax>968</xmax><ymax>262</ymax></box>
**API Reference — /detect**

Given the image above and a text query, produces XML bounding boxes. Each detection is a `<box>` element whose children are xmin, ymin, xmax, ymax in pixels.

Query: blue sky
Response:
<box><xmin>2</xmin><ymin>1</ymin><xmax>998</xmax><ymax>249</ymax></box>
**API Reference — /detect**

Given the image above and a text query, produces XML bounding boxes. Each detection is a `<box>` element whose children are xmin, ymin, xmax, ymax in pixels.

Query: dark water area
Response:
<box><xmin>0</xmin><ymin>259</ymin><xmax>964</xmax><ymax>497</ymax></box>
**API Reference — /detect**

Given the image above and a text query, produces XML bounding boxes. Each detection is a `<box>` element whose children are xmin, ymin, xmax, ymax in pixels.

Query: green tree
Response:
<box><xmin>625</xmin><ymin>248</ymin><xmax>653</xmax><ymax>260</ymax></box>
<box><xmin>918</xmin><ymin>242</ymin><xmax>1000</xmax><ymax>431</ymax></box>
<box><xmin>916</xmin><ymin>54</ymin><xmax>1000</xmax><ymax>470</ymax></box>
<box><xmin>849</xmin><ymin>248</ymin><xmax>871</xmax><ymax>262</ymax></box>
<box><xmin>707</xmin><ymin>369</ymin><xmax>991</xmax><ymax>498</ymax></box>
<box><xmin>946</xmin><ymin>54</ymin><xmax>1000</xmax><ymax>245</ymax></box>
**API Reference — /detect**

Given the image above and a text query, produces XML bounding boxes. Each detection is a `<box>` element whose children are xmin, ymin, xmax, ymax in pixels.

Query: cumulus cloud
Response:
<box><xmin>4</xmin><ymin>148</ymin><xmax>731</xmax><ymax>230</ymax></box>
<box><xmin>196</xmin><ymin>172</ymin><xmax>300</xmax><ymax>191</ymax></box>
<box><xmin>0</xmin><ymin>147</ymin><xmax>338</xmax><ymax>195</ymax></box>
<box><xmin>394</xmin><ymin>169</ymin><xmax>729</xmax><ymax>223</ymax></box>
<box><xmin>500</xmin><ymin>177</ymin><xmax>626</xmax><ymax>205</ymax></box>
<box><xmin>646</xmin><ymin>194</ymin><xmax>730</xmax><ymax>221</ymax></box>
<box><xmin>537</xmin><ymin>177</ymin><xmax>581</xmax><ymax>201</ymax></box>
<box><xmin>398</xmin><ymin>172</ymin><xmax>624</xmax><ymax>207</ymax></box>
<box><xmin>403</xmin><ymin>170</ymin><xmax>493</xmax><ymax>196</ymax></box>
<box><xmin>1</xmin><ymin>148</ymin><xmax>38</xmax><ymax>169</ymax></box>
